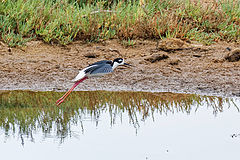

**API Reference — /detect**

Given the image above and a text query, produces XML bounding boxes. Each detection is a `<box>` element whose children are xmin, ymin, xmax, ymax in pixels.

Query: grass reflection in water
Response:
<box><xmin>0</xmin><ymin>90</ymin><xmax>237</xmax><ymax>143</ymax></box>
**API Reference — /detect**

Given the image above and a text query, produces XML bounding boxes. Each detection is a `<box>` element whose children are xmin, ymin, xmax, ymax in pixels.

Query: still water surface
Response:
<box><xmin>0</xmin><ymin>90</ymin><xmax>240</xmax><ymax>160</ymax></box>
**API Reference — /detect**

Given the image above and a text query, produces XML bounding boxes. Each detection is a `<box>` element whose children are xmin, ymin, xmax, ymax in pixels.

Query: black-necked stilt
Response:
<box><xmin>56</xmin><ymin>58</ymin><xmax>130</xmax><ymax>105</ymax></box>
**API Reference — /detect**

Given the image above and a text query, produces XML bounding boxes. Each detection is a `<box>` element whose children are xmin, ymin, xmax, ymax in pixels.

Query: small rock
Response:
<box><xmin>52</xmin><ymin>87</ymin><xmax>64</xmax><ymax>91</ymax></box>
<box><xmin>108</xmin><ymin>48</ymin><xmax>120</xmax><ymax>54</ymax></box>
<box><xmin>225</xmin><ymin>47</ymin><xmax>231</xmax><ymax>51</ymax></box>
<box><xmin>96</xmin><ymin>46</ymin><xmax>105</xmax><ymax>51</ymax></box>
<box><xmin>55</xmin><ymin>65</ymin><xmax>60</xmax><ymax>69</ymax></box>
<box><xmin>144</xmin><ymin>53</ymin><xmax>169</xmax><ymax>63</ymax></box>
<box><xmin>213</xmin><ymin>59</ymin><xmax>224</xmax><ymax>63</ymax></box>
<box><xmin>84</xmin><ymin>52</ymin><xmax>99</xmax><ymax>58</ymax></box>
<box><xmin>193</xmin><ymin>54</ymin><xmax>201</xmax><ymax>58</ymax></box>
<box><xmin>157</xmin><ymin>38</ymin><xmax>189</xmax><ymax>52</ymax></box>
<box><xmin>169</xmin><ymin>58</ymin><xmax>180</xmax><ymax>65</ymax></box>
<box><xmin>139</xmin><ymin>60</ymin><xmax>148</xmax><ymax>64</ymax></box>
<box><xmin>149</xmin><ymin>49</ymin><xmax>159</xmax><ymax>53</ymax></box>
<box><xmin>225</xmin><ymin>48</ymin><xmax>240</xmax><ymax>62</ymax></box>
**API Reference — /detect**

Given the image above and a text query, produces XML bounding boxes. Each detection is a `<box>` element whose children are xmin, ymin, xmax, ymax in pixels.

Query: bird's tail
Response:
<box><xmin>72</xmin><ymin>70</ymin><xmax>86</xmax><ymax>82</ymax></box>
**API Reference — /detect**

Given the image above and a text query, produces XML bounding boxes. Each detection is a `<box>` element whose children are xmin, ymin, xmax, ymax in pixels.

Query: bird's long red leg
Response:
<box><xmin>56</xmin><ymin>83</ymin><xmax>78</xmax><ymax>104</ymax></box>
<box><xmin>56</xmin><ymin>77</ymin><xmax>88</xmax><ymax>106</ymax></box>
<box><xmin>56</xmin><ymin>81</ymin><xmax>79</xmax><ymax>104</ymax></box>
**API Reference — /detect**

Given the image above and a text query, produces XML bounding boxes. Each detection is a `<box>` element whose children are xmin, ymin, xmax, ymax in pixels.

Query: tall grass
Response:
<box><xmin>0</xmin><ymin>0</ymin><xmax>239</xmax><ymax>47</ymax></box>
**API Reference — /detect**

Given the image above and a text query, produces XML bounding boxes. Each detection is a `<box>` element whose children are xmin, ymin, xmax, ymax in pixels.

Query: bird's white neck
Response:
<box><xmin>112</xmin><ymin>62</ymin><xmax>119</xmax><ymax>70</ymax></box>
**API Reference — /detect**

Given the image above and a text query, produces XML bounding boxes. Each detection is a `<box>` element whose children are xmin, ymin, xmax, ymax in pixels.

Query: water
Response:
<box><xmin>0</xmin><ymin>90</ymin><xmax>240</xmax><ymax>160</ymax></box>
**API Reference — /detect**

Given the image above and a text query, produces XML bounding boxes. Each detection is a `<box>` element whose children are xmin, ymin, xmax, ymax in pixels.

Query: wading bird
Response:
<box><xmin>56</xmin><ymin>58</ymin><xmax>131</xmax><ymax>105</ymax></box>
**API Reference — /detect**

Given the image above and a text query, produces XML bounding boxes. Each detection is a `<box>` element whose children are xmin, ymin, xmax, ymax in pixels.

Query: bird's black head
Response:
<box><xmin>112</xmin><ymin>58</ymin><xmax>131</xmax><ymax>70</ymax></box>
<box><xmin>113</xmin><ymin>58</ymin><xmax>124</xmax><ymax>64</ymax></box>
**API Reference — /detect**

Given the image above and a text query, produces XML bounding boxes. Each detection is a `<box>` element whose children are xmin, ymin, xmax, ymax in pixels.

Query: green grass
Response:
<box><xmin>0</xmin><ymin>0</ymin><xmax>239</xmax><ymax>47</ymax></box>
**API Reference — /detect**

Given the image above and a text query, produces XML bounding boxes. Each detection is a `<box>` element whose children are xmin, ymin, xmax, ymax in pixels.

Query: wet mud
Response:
<box><xmin>0</xmin><ymin>39</ymin><xmax>240</xmax><ymax>97</ymax></box>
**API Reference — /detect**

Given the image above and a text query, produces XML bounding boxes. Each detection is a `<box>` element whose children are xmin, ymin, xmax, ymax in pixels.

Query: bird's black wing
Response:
<box><xmin>84</xmin><ymin>65</ymin><xmax>102</xmax><ymax>74</ymax></box>
<box><xmin>88</xmin><ymin>60</ymin><xmax>112</xmax><ymax>66</ymax></box>
<box><xmin>90</xmin><ymin>64</ymin><xmax>113</xmax><ymax>74</ymax></box>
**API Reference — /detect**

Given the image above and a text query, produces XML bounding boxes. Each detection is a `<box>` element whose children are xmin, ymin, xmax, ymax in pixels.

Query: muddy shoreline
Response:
<box><xmin>0</xmin><ymin>39</ymin><xmax>240</xmax><ymax>97</ymax></box>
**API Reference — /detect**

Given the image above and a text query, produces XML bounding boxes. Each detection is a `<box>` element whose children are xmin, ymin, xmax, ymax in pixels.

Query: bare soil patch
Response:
<box><xmin>0</xmin><ymin>39</ymin><xmax>239</xmax><ymax>97</ymax></box>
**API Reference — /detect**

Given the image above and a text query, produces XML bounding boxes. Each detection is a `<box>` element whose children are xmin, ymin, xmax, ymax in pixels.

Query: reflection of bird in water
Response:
<box><xmin>56</xmin><ymin>58</ymin><xmax>131</xmax><ymax>105</ymax></box>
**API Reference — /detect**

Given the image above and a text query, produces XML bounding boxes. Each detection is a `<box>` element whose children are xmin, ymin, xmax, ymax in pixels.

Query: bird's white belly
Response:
<box><xmin>87</xmin><ymin>72</ymin><xmax>110</xmax><ymax>77</ymax></box>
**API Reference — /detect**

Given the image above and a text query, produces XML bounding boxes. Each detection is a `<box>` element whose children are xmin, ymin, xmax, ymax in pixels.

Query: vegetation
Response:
<box><xmin>0</xmin><ymin>90</ymin><xmax>236</xmax><ymax>144</ymax></box>
<box><xmin>0</xmin><ymin>0</ymin><xmax>239</xmax><ymax>47</ymax></box>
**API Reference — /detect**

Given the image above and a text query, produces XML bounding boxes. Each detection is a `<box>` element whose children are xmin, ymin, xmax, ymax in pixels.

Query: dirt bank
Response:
<box><xmin>0</xmin><ymin>39</ymin><xmax>239</xmax><ymax>97</ymax></box>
